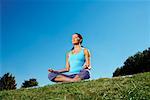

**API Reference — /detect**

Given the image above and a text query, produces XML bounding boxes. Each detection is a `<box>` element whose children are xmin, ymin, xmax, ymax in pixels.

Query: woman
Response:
<box><xmin>48</xmin><ymin>33</ymin><xmax>91</xmax><ymax>83</ymax></box>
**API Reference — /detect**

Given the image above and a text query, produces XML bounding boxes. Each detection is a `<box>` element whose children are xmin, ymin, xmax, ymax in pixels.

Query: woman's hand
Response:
<box><xmin>48</xmin><ymin>68</ymin><xmax>54</xmax><ymax>72</ymax></box>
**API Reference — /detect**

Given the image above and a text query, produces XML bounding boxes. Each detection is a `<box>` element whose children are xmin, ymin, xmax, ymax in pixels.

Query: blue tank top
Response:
<box><xmin>66</xmin><ymin>47</ymin><xmax>85</xmax><ymax>75</ymax></box>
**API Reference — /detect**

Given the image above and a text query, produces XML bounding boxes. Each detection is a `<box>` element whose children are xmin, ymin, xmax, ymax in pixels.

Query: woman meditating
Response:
<box><xmin>48</xmin><ymin>33</ymin><xmax>91</xmax><ymax>83</ymax></box>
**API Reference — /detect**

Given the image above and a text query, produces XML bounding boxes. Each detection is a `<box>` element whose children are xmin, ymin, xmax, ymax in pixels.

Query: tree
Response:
<box><xmin>0</xmin><ymin>73</ymin><xmax>17</xmax><ymax>91</ymax></box>
<box><xmin>21</xmin><ymin>78</ymin><xmax>38</xmax><ymax>88</ymax></box>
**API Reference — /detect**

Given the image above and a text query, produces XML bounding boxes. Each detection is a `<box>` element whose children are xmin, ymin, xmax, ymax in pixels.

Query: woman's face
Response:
<box><xmin>72</xmin><ymin>34</ymin><xmax>81</xmax><ymax>45</ymax></box>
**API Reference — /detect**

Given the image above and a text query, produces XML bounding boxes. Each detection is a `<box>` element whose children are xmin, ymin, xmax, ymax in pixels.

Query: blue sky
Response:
<box><xmin>1</xmin><ymin>0</ymin><xmax>150</xmax><ymax>88</ymax></box>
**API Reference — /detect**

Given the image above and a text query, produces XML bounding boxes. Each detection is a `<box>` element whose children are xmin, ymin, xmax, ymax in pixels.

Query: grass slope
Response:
<box><xmin>0</xmin><ymin>72</ymin><xmax>150</xmax><ymax>100</ymax></box>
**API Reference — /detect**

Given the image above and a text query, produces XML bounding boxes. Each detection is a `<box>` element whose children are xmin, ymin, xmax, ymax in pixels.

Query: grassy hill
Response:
<box><xmin>0</xmin><ymin>72</ymin><xmax>150</xmax><ymax>100</ymax></box>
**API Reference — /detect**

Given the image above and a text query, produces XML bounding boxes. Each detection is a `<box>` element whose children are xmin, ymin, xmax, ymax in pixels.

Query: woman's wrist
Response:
<box><xmin>84</xmin><ymin>64</ymin><xmax>91</xmax><ymax>70</ymax></box>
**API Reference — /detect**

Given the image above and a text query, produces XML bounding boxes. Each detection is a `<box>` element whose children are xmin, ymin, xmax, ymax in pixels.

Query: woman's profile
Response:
<box><xmin>48</xmin><ymin>33</ymin><xmax>91</xmax><ymax>83</ymax></box>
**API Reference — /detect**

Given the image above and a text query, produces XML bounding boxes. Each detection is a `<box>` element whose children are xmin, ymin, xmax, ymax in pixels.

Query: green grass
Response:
<box><xmin>0</xmin><ymin>72</ymin><xmax>150</xmax><ymax>100</ymax></box>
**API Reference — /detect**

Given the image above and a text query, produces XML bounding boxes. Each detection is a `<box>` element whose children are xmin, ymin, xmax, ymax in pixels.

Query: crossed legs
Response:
<box><xmin>53</xmin><ymin>74</ymin><xmax>82</xmax><ymax>83</ymax></box>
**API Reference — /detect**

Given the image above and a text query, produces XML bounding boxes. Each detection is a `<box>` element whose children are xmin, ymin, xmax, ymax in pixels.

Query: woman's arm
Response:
<box><xmin>83</xmin><ymin>48</ymin><xmax>91</xmax><ymax>70</ymax></box>
<box><xmin>48</xmin><ymin>52</ymin><xmax>70</xmax><ymax>73</ymax></box>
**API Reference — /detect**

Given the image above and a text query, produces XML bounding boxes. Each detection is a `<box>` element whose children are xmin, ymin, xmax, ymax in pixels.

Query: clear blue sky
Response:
<box><xmin>1</xmin><ymin>0</ymin><xmax>150</xmax><ymax>88</ymax></box>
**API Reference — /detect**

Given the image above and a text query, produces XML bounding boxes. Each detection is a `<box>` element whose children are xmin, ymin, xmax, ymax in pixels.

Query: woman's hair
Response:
<box><xmin>71</xmin><ymin>33</ymin><xmax>84</xmax><ymax>50</ymax></box>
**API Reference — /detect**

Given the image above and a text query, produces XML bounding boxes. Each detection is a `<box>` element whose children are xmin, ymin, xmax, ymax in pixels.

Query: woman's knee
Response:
<box><xmin>48</xmin><ymin>72</ymin><xmax>58</xmax><ymax>82</ymax></box>
<box><xmin>78</xmin><ymin>69</ymin><xmax>90</xmax><ymax>79</ymax></box>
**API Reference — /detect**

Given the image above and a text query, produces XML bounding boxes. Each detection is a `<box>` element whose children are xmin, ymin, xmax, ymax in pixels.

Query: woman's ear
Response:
<box><xmin>76</xmin><ymin>37</ymin><xmax>80</xmax><ymax>41</ymax></box>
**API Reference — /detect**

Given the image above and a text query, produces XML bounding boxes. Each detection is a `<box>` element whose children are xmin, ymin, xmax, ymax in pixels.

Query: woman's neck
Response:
<box><xmin>73</xmin><ymin>44</ymin><xmax>81</xmax><ymax>50</ymax></box>
<box><xmin>72</xmin><ymin>44</ymin><xmax>82</xmax><ymax>54</ymax></box>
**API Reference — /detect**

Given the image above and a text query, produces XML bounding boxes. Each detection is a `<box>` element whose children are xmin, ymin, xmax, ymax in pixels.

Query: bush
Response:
<box><xmin>113</xmin><ymin>47</ymin><xmax>150</xmax><ymax>77</ymax></box>
<box><xmin>21</xmin><ymin>78</ymin><xmax>38</xmax><ymax>88</ymax></box>
<box><xmin>0</xmin><ymin>73</ymin><xmax>17</xmax><ymax>91</ymax></box>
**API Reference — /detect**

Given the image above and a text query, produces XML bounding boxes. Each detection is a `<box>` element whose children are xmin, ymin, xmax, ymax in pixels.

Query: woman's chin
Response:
<box><xmin>72</xmin><ymin>43</ymin><xmax>79</xmax><ymax>45</ymax></box>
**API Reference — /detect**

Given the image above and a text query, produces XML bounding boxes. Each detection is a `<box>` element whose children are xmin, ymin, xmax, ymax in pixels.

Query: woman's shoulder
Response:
<box><xmin>66</xmin><ymin>50</ymin><xmax>72</xmax><ymax>56</ymax></box>
<box><xmin>83</xmin><ymin>47</ymin><xmax>91</xmax><ymax>56</ymax></box>
<box><xmin>82</xmin><ymin>47</ymin><xmax>90</xmax><ymax>52</ymax></box>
